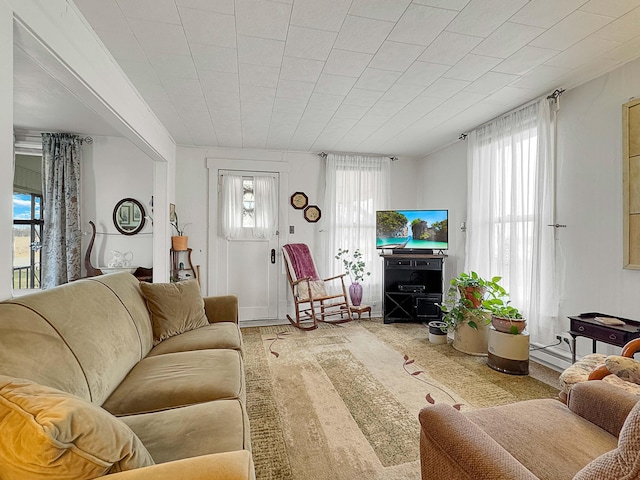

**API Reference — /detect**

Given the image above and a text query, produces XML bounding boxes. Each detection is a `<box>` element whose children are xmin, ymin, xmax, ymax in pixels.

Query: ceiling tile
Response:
<box><xmin>388</xmin><ymin>4</ymin><xmax>457</xmax><ymax>46</ymax></box>
<box><xmin>472</xmin><ymin>22</ymin><xmax>545</xmax><ymax>58</ymax></box>
<box><xmin>397</xmin><ymin>62</ymin><xmax>450</xmax><ymax>86</ymax></box>
<box><xmin>324</xmin><ymin>49</ymin><xmax>374</xmax><ymax>77</ymax></box>
<box><xmin>420</xmin><ymin>78</ymin><xmax>471</xmax><ymax>98</ymax></box>
<box><xmin>93</xmin><ymin>29</ymin><xmax>147</xmax><ymax>62</ymax></box>
<box><xmin>403</xmin><ymin>95</ymin><xmax>446</xmax><ymax>113</ymax></box>
<box><xmin>334</xmin><ymin>104</ymin><xmax>371</xmax><ymax>119</ymax></box>
<box><xmin>116</xmin><ymin>60</ymin><xmax>159</xmax><ymax>86</ymax></box>
<box><xmin>348</xmin><ymin>0</ymin><xmax>412</xmax><ymax>22</ymax></box>
<box><xmin>510</xmin><ymin>65</ymin><xmax>570</xmax><ymax>88</ymax></box>
<box><xmin>190</xmin><ymin>44</ymin><xmax>238</xmax><ymax>73</ymax></box>
<box><xmin>284</xmin><ymin>27</ymin><xmax>337</xmax><ymax>61</ymax></box>
<box><xmin>74</xmin><ymin>0</ymin><xmax>131</xmax><ymax>34</ymax></box>
<box><xmin>235</xmin><ymin>0</ymin><xmax>291</xmax><ymax>41</ymax></box>
<box><xmin>127</xmin><ymin>18</ymin><xmax>190</xmax><ymax>55</ymax></box>
<box><xmin>492</xmin><ymin>46</ymin><xmax>559</xmax><ymax>75</ymax></box>
<box><xmin>237</xmin><ymin>35</ymin><xmax>285</xmax><ymax>67</ymax></box>
<box><xmin>301</xmin><ymin>108</ymin><xmax>336</xmax><ymax>123</ymax></box>
<box><xmin>343</xmin><ymin>88</ymin><xmax>385</xmax><ymax>107</ymax></box>
<box><xmin>444</xmin><ymin>54</ymin><xmax>501</xmax><ymax>81</ymax></box>
<box><xmin>579</xmin><ymin>0</ymin><xmax>640</xmax><ymax>17</ymax></box>
<box><xmin>369</xmin><ymin>41</ymin><xmax>425</xmax><ymax>72</ymax></box>
<box><xmin>314</xmin><ymin>74</ymin><xmax>358</xmax><ymax>95</ymax></box>
<box><xmin>172</xmin><ymin>94</ymin><xmax>209</xmax><ymax>113</ymax></box>
<box><xmin>482</xmin><ymin>86</ymin><xmax>535</xmax><ymax>106</ymax></box>
<box><xmin>509</xmin><ymin>0</ymin><xmax>589</xmax><ymax>29</ymax></box>
<box><xmin>307</xmin><ymin>93</ymin><xmax>345</xmax><ymax>110</ymax></box>
<box><xmin>179</xmin><ymin>7</ymin><xmax>236</xmax><ymax>48</ymax></box>
<box><xmin>380</xmin><ymin>83</ymin><xmax>424</xmax><ymax>102</ymax></box>
<box><xmin>175</xmin><ymin>0</ymin><xmax>234</xmax><ymax>14</ymax></box>
<box><xmin>354</xmin><ymin>68</ymin><xmax>402</xmax><ymax>91</ymax></box>
<box><xmin>160</xmin><ymin>76</ymin><xmax>204</xmax><ymax>97</ymax></box>
<box><xmin>439</xmin><ymin>91</ymin><xmax>488</xmax><ymax>111</ymax></box>
<box><xmin>413</xmin><ymin>0</ymin><xmax>471</xmax><ymax>9</ymax></box>
<box><xmin>591</xmin><ymin>6</ymin><xmax>640</xmax><ymax>43</ymax></box>
<box><xmin>273</xmin><ymin>97</ymin><xmax>308</xmax><ymax>115</ymax></box>
<box><xmin>290</xmin><ymin>0</ymin><xmax>352</xmax><ymax>31</ymax></box>
<box><xmin>447</xmin><ymin>0</ymin><xmax>529</xmax><ymax>37</ymax></box>
<box><xmin>239</xmin><ymin>64</ymin><xmax>280</xmax><ymax>88</ymax></box>
<box><xmin>529</xmin><ymin>11</ymin><xmax>614</xmax><ymax>50</ymax></box>
<box><xmin>204</xmin><ymin>90</ymin><xmax>241</xmax><ymax>109</ymax></box>
<box><xmin>418</xmin><ymin>32</ymin><xmax>483</xmax><ymax>66</ymax></box>
<box><xmin>544</xmin><ymin>37</ymin><xmax>620</xmax><ymax>69</ymax></box>
<box><xmin>148</xmin><ymin>53</ymin><xmax>198</xmax><ymax>78</ymax></box>
<box><xmin>602</xmin><ymin>36</ymin><xmax>640</xmax><ymax>62</ymax></box>
<box><xmin>333</xmin><ymin>15</ymin><xmax>395</xmax><ymax>54</ymax></box>
<box><xmin>464</xmin><ymin>71</ymin><xmax>519</xmax><ymax>94</ymax></box>
<box><xmin>117</xmin><ymin>0</ymin><xmax>180</xmax><ymax>24</ymax></box>
<box><xmin>240</xmin><ymin>85</ymin><xmax>276</xmax><ymax>104</ymax></box>
<box><xmin>276</xmin><ymin>80</ymin><xmax>316</xmax><ymax>100</ymax></box>
<box><xmin>280</xmin><ymin>57</ymin><xmax>325</xmax><ymax>83</ymax></box>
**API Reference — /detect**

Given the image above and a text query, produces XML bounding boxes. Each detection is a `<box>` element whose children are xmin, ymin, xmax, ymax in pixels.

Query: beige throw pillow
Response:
<box><xmin>573</xmin><ymin>399</ymin><xmax>640</xmax><ymax>479</ymax></box>
<box><xmin>605</xmin><ymin>355</ymin><xmax>640</xmax><ymax>384</ymax></box>
<box><xmin>140</xmin><ymin>280</ymin><xmax>209</xmax><ymax>345</ymax></box>
<box><xmin>0</xmin><ymin>375</ymin><xmax>154</xmax><ymax>479</ymax></box>
<box><xmin>296</xmin><ymin>279</ymin><xmax>327</xmax><ymax>301</ymax></box>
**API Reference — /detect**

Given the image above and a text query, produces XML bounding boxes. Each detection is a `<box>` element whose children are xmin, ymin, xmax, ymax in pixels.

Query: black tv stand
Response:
<box><xmin>382</xmin><ymin>253</ymin><xmax>445</xmax><ymax>324</ymax></box>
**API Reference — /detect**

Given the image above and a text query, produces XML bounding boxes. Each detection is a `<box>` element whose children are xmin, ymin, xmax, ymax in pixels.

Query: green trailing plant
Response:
<box><xmin>482</xmin><ymin>298</ymin><xmax>524</xmax><ymax>334</ymax></box>
<box><xmin>335</xmin><ymin>248</ymin><xmax>371</xmax><ymax>283</ymax></box>
<box><xmin>437</xmin><ymin>272</ymin><xmax>506</xmax><ymax>332</ymax></box>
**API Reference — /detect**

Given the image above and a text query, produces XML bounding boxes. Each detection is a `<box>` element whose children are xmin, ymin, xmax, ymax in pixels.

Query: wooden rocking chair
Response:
<box><xmin>282</xmin><ymin>243</ymin><xmax>353</xmax><ymax>330</ymax></box>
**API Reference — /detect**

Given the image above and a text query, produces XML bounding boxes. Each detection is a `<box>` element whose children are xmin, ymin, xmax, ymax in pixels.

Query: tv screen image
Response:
<box><xmin>376</xmin><ymin>209</ymin><xmax>448</xmax><ymax>251</ymax></box>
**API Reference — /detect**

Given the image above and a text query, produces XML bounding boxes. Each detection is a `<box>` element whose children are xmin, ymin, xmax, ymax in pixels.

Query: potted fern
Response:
<box><xmin>335</xmin><ymin>248</ymin><xmax>370</xmax><ymax>306</ymax></box>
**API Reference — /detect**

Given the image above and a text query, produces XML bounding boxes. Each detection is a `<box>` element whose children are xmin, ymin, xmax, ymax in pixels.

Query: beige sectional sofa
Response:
<box><xmin>0</xmin><ymin>272</ymin><xmax>254</xmax><ymax>479</ymax></box>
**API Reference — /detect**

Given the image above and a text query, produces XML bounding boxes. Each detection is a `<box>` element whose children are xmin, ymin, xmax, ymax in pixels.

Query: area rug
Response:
<box><xmin>242</xmin><ymin>318</ymin><xmax>560</xmax><ymax>480</ymax></box>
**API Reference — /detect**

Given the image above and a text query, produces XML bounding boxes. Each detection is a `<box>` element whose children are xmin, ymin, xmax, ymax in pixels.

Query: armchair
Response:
<box><xmin>419</xmin><ymin>381</ymin><xmax>640</xmax><ymax>480</ymax></box>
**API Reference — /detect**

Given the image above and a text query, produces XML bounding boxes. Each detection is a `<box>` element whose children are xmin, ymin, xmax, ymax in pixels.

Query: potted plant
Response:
<box><xmin>170</xmin><ymin>210</ymin><xmax>190</xmax><ymax>251</ymax></box>
<box><xmin>483</xmin><ymin>298</ymin><xmax>526</xmax><ymax>335</ymax></box>
<box><xmin>335</xmin><ymin>248</ymin><xmax>370</xmax><ymax>306</ymax></box>
<box><xmin>437</xmin><ymin>272</ymin><xmax>505</xmax><ymax>355</ymax></box>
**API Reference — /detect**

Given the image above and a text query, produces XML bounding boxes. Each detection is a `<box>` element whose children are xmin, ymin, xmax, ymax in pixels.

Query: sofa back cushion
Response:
<box><xmin>88</xmin><ymin>273</ymin><xmax>154</xmax><ymax>357</ymax></box>
<box><xmin>2</xmin><ymin>277</ymin><xmax>142</xmax><ymax>404</ymax></box>
<box><xmin>0</xmin><ymin>375</ymin><xmax>154</xmax><ymax>479</ymax></box>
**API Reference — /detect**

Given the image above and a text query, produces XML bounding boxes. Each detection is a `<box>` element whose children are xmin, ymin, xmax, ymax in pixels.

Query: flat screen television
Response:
<box><xmin>376</xmin><ymin>209</ymin><xmax>448</xmax><ymax>252</ymax></box>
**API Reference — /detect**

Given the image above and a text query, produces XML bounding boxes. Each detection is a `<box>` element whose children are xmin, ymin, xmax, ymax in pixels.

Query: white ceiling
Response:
<box><xmin>19</xmin><ymin>0</ymin><xmax>640</xmax><ymax>157</ymax></box>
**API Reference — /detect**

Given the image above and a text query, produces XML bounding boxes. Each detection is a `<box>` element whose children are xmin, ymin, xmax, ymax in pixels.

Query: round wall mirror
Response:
<box><xmin>113</xmin><ymin>198</ymin><xmax>146</xmax><ymax>235</ymax></box>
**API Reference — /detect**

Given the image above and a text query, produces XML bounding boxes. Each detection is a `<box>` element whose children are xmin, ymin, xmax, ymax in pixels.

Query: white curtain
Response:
<box><xmin>220</xmin><ymin>174</ymin><xmax>243</xmax><ymax>240</ymax></box>
<box><xmin>322</xmin><ymin>154</ymin><xmax>390</xmax><ymax>305</ymax></box>
<box><xmin>465</xmin><ymin>98</ymin><xmax>558</xmax><ymax>344</ymax></box>
<box><xmin>253</xmin><ymin>175</ymin><xmax>277</xmax><ymax>238</ymax></box>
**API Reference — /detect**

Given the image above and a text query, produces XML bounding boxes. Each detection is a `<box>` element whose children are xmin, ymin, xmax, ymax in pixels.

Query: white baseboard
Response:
<box><xmin>530</xmin><ymin>343</ymin><xmax>572</xmax><ymax>372</ymax></box>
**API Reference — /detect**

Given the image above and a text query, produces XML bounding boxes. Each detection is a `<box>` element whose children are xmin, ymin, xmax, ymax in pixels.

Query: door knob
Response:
<box><xmin>271</xmin><ymin>249</ymin><xmax>276</xmax><ymax>264</ymax></box>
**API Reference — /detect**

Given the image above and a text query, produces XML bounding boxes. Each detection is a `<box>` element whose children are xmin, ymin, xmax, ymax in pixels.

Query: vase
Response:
<box><xmin>452</xmin><ymin>310</ymin><xmax>491</xmax><ymax>356</ymax></box>
<box><xmin>349</xmin><ymin>282</ymin><xmax>363</xmax><ymax>306</ymax></box>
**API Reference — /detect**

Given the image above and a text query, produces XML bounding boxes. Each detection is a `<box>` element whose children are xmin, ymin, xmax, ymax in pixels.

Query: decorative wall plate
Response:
<box><xmin>304</xmin><ymin>205</ymin><xmax>321</xmax><ymax>223</ymax></box>
<box><xmin>290</xmin><ymin>191</ymin><xmax>309</xmax><ymax>209</ymax></box>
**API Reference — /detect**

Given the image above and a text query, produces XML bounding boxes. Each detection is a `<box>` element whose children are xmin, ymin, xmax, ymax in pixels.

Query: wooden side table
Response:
<box><xmin>350</xmin><ymin>305</ymin><xmax>372</xmax><ymax>320</ymax></box>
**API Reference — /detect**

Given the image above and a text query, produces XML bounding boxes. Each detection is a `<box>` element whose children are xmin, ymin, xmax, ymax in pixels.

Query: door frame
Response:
<box><xmin>206</xmin><ymin>157</ymin><xmax>290</xmax><ymax>319</ymax></box>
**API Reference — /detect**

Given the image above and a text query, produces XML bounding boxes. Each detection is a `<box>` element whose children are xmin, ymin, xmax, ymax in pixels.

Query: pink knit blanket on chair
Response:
<box><xmin>283</xmin><ymin>244</ymin><xmax>319</xmax><ymax>281</ymax></box>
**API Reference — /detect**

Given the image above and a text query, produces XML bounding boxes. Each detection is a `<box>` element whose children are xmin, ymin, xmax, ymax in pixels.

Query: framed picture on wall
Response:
<box><xmin>169</xmin><ymin>203</ymin><xmax>176</xmax><ymax>223</ymax></box>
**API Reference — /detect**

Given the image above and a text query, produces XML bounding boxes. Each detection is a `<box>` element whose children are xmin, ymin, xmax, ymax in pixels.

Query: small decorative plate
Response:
<box><xmin>290</xmin><ymin>192</ymin><xmax>309</xmax><ymax>209</ymax></box>
<box><xmin>304</xmin><ymin>205</ymin><xmax>321</xmax><ymax>223</ymax></box>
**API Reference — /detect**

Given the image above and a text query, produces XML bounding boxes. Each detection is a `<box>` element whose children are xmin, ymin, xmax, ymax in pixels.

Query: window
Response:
<box><xmin>13</xmin><ymin>193</ymin><xmax>42</xmax><ymax>290</ymax></box>
<box><xmin>242</xmin><ymin>177</ymin><xmax>255</xmax><ymax>228</ymax></box>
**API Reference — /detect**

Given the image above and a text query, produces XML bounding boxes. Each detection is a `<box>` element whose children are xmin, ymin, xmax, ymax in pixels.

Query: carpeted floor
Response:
<box><xmin>242</xmin><ymin>318</ymin><xmax>561</xmax><ymax>480</ymax></box>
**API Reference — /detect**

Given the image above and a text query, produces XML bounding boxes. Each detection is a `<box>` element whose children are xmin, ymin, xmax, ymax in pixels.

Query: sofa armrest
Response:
<box><xmin>203</xmin><ymin>295</ymin><xmax>238</xmax><ymax>324</ymax></box>
<box><xmin>419</xmin><ymin>404</ymin><xmax>538</xmax><ymax>480</ymax></box>
<box><xmin>107</xmin><ymin>451</ymin><xmax>254</xmax><ymax>480</ymax></box>
<box><xmin>567</xmin><ymin>380</ymin><xmax>639</xmax><ymax>437</ymax></box>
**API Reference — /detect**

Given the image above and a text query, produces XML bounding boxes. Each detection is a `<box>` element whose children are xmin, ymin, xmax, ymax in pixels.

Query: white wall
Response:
<box><xmin>175</xmin><ymin>146</ymin><xmax>417</xmax><ymax>301</ymax></box>
<box><xmin>419</xmin><ymin>55</ymin><xmax>640</xmax><ymax>360</ymax></box>
<box><xmin>81</xmin><ymin>136</ymin><xmax>154</xmax><ymax>272</ymax></box>
<box><xmin>416</xmin><ymin>140</ymin><xmax>467</xmax><ymax>285</ymax></box>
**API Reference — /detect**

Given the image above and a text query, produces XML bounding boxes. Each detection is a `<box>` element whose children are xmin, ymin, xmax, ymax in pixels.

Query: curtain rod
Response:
<box><xmin>317</xmin><ymin>151</ymin><xmax>398</xmax><ymax>161</ymax></box>
<box><xmin>458</xmin><ymin>86</ymin><xmax>565</xmax><ymax>140</ymax></box>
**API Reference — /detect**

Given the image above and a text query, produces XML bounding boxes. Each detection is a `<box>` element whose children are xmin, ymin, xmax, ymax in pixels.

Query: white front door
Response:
<box><xmin>217</xmin><ymin>171</ymin><xmax>279</xmax><ymax>321</ymax></box>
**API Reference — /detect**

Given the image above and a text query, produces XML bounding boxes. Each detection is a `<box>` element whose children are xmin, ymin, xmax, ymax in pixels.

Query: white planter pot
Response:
<box><xmin>452</xmin><ymin>310</ymin><xmax>491</xmax><ymax>356</ymax></box>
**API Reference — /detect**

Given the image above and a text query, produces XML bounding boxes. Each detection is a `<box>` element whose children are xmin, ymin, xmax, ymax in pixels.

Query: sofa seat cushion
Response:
<box><xmin>146</xmin><ymin>323</ymin><xmax>242</xmax><ymax>357</ymax></box>
<box><xmin>465</xmin><ymin>398</ymin><xmax>618</xmax><ymax>480</ymax></box>
<box><xmin>101</xmin><ymin>350</ymin><xmax>244</xmax><ymax>416</ymax></box>
<box><xmin>120</xmin><ymin>399</ymin><xmax>251</xmax><ymax>464</ymax></box>
<box><xmin>0</xmin><ymin>375</ymin><xmax>154</xmax><ymax>479</ymax></box>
